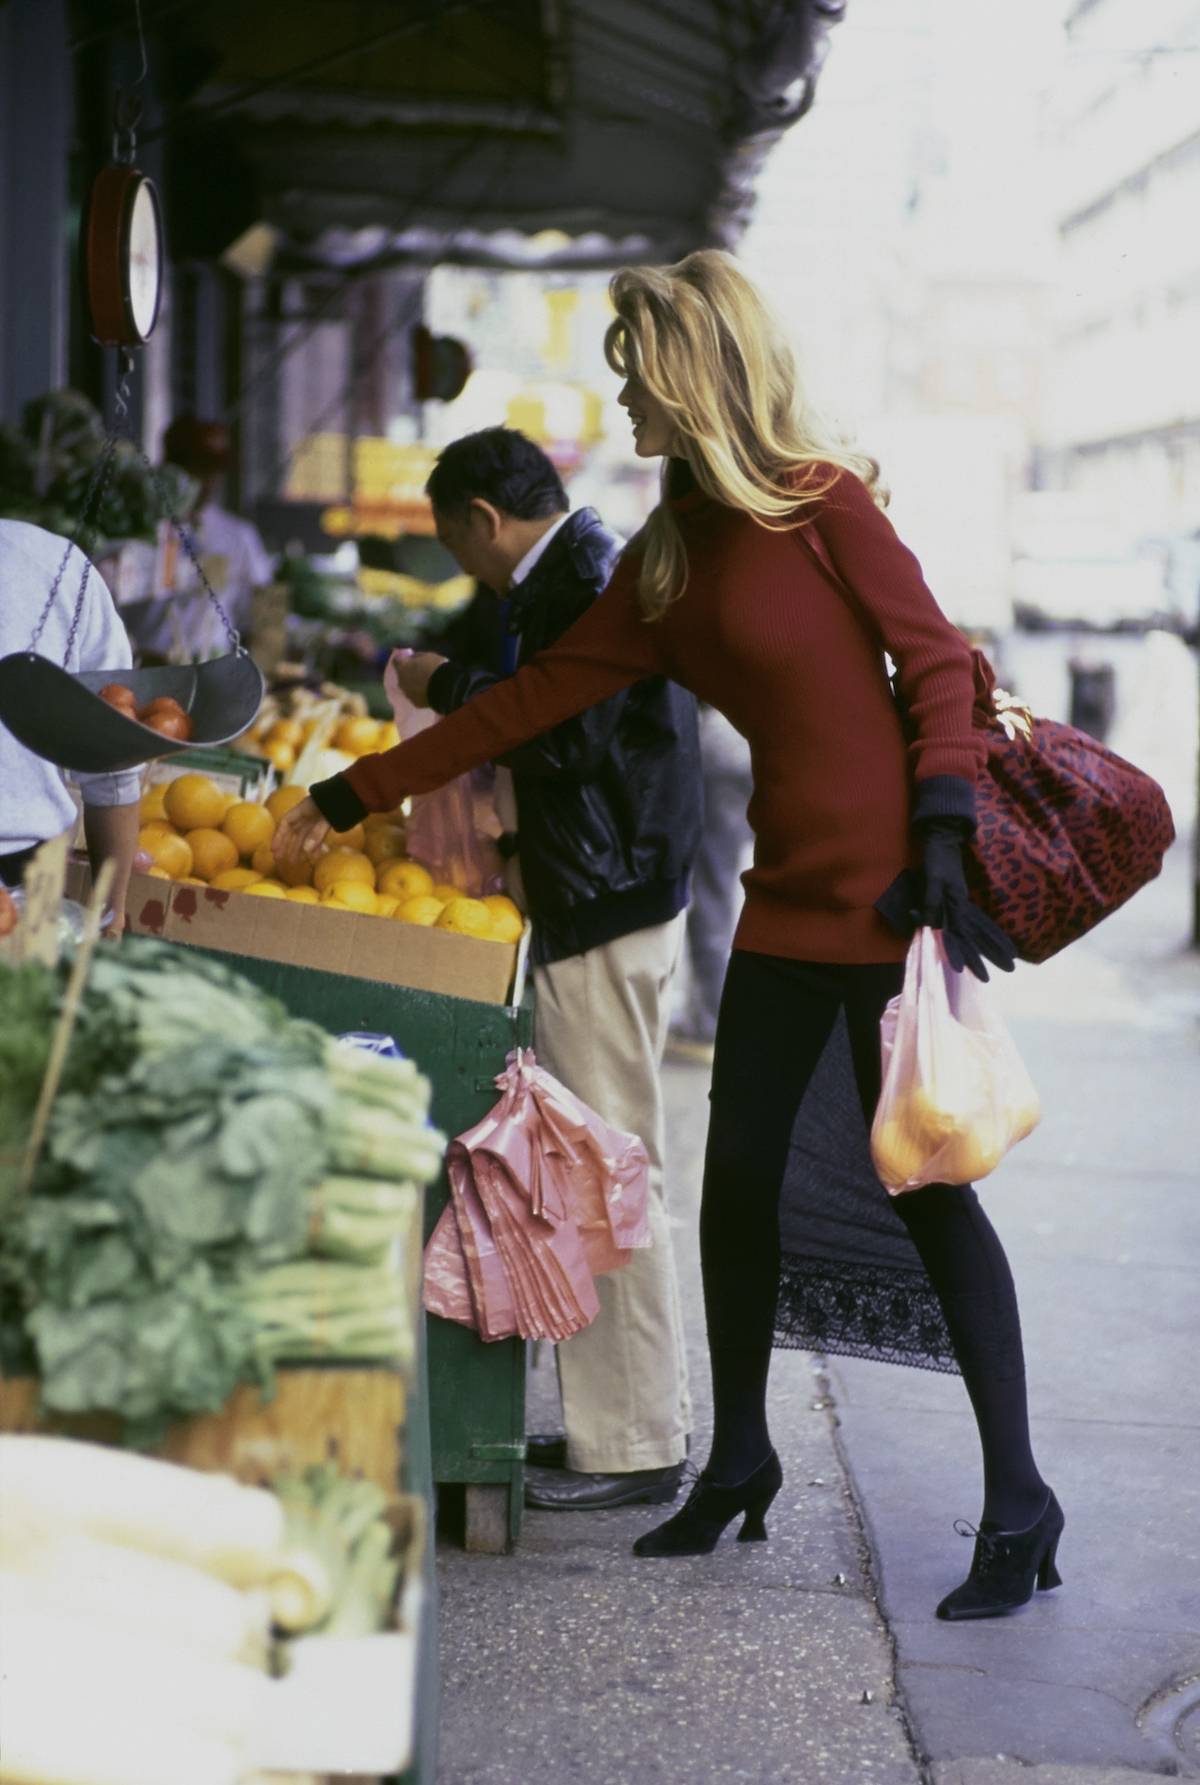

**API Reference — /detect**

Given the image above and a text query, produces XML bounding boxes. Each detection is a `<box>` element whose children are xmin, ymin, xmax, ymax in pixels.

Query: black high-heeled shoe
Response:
<box><xmin>632</xmin><ymin>1450</ymin><xmax>783</xmax><ymax>1558</ymax></box>
<box><xmin>936</xmin><ymin>1488</ymin><xmax>1065</xmax><ymax>1620</ymax></box>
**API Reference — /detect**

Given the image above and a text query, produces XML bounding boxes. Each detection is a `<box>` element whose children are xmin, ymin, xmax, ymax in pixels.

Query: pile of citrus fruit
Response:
<box><xmin>235</xmin><ymin>686</ymin><xmax>400</xmax><ymax>776</ymax></box>
<box><xmin>136</xmin><ymin>772</ymin><xmax>523</xmax><ymax>944</ymax></box>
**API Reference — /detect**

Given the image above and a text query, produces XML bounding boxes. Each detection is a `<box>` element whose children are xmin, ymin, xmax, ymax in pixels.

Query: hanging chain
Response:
<box><xmin>27</xmin><ymin>351</ymin><xmax>242</xmax><ymax>663</ymax></box>
<box><xmin>139</xmin><ymin>445</ymin><xmax>242</xmax><ymax>653</ymax></box>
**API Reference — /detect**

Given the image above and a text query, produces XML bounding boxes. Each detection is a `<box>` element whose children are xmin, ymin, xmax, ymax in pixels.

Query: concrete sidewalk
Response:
<box><xmin>435</xmin><ymin>849</ymin><xmax>1200</xmax><ymax>1784</ymax></box>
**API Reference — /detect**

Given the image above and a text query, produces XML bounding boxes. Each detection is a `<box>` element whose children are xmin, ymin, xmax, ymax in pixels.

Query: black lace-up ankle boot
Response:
<box><xmin>936</xmin><ymin>1489</ymin><xmax>1064</xmax><ymax>1620</ymax></box>
<box><xmin>632</xmin><ymin>1450</ymin><xmax>783</xmax><ymax>1558</ymax></box>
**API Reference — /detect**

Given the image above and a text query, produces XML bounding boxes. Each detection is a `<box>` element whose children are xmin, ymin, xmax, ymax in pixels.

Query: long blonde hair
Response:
<box><xmin>604</xmin><ymin>249</ymin><xmax>884</xmax><ymax>618</ymax></box>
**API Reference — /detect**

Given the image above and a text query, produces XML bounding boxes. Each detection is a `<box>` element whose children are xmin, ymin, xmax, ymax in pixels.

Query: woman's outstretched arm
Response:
<box><xmin>283</xmin><ymin>557</ymin><xmax>660</xmax><ymax>847</ymax></box>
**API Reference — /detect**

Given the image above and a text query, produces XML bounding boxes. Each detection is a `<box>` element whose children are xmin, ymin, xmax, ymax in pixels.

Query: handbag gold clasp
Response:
<box><xmin>992</xmin><ymin>687</ymin><xmax>1034</xmax><ymax>743</ymax></box>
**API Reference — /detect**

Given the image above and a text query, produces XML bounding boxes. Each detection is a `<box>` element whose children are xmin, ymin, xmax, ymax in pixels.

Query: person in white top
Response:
<box><xmin>127</xmin><ymin>417</ymin><xmax>273</xmax><ymax>661</ymax></box>
<box><xmin>0</xmin><ymin>520</ymin><xmax>141</xmax><ymax>934</ymax></box>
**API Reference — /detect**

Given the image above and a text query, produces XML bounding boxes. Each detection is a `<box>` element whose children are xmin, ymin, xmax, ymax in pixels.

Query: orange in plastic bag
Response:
<box><xmin>870</xmin><ymin>927</ymin><xmax>1041</xmax><ymax>1193</ymax></box>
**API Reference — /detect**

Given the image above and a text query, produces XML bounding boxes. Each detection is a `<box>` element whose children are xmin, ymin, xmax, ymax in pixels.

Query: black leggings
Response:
<box><xmin>699</xmin><ymin>951</ymin><xmax>1046</xmax><ymax>1530</ymax></box>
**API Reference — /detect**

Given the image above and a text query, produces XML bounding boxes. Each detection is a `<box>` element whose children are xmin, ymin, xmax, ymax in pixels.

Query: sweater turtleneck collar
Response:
<box><xmin>664</xmin><ymin>457</ymin><xmax>709</xmax><ymax>513</ymax></box>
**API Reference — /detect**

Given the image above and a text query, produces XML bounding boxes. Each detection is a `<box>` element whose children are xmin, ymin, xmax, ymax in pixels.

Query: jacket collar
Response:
<box><xmin>508</xmin><ymin>507</ymin><xmax>611</xmax><ymax>608</ymax></box>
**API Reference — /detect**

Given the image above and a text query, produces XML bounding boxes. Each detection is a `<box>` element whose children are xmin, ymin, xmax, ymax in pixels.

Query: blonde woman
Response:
<box><xmin>277</xmin><ymin>251</ymin><xmax>1061</xmax><ymax>1620</ymax></box>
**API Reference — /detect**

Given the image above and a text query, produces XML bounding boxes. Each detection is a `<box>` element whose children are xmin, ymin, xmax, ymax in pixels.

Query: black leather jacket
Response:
<box><xmin>427</xmin><ymin>508</ymin><xmax>702</xmax><ymax>965</ymax></box>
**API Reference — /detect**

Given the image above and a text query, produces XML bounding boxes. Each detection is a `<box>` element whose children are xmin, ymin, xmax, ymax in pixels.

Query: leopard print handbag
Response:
<box><xmin>793</xmin><ymin>523</ymin><xmax>1176</xmax><ymax>964</ymax></box>
<box><xmin>962</xmin><ymin>651</ymin><xmax>1176</xmax><ymax>963</ymax></box>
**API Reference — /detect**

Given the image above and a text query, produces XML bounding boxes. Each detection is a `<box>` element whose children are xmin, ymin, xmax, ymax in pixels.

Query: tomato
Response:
<box><xmin>99</xmin><ymin>683</ymin><xmax>138</xmax><ymax>711</ymax></box>
<box><xmin>141</xmin><ymin>709</ymin><xmax>192</xmax><ymax>740</ymax></box>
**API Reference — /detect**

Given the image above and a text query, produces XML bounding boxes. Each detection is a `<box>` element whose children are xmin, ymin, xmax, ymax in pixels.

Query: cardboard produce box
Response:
<box><xmin>106</xmin><ymin>869</ymin><xmax>530</xmax><ymax>1006</ymax></box>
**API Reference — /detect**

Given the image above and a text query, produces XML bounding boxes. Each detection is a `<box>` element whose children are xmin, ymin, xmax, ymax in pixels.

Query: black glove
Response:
<box><xmin>914</xmin><ymin>821</ymin><xmax>1016</xmax><ymax>982</ymax></box>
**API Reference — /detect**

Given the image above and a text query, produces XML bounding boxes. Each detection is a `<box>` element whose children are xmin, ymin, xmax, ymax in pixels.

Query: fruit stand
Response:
<box><xmin>70</xmin><ymin>749</ymin><xmax>536</xmax><ymax>1553</ymax></box>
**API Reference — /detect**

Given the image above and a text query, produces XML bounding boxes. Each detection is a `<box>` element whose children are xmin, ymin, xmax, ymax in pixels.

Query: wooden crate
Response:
<box><xmin>0</xmin><ymin>1366</ymin><xmax>408</xmax><ymax>1500</ymax></box>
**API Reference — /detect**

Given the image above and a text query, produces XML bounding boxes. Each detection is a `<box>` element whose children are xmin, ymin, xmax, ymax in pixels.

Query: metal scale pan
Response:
<box><xmin>0</xmin><ymin>649</ymin><xmax>264</xmax><ymax>775</ymax></box>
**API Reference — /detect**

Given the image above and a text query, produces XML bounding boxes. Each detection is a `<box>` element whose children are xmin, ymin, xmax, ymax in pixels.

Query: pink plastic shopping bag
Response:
<box><xmin>423</xmin><ymin>1049</ymin><xmax>652</xmax><ymax>1342</ymax></box>
<box><xmin>870</xmin><ymin>927</ymin><xmax>1041</xmax><ymax>1193</ymax></box>
<box><xmin>384</xmin><ymin>652</ymin><xmax>504</xmax><ymax>895</ymax></box>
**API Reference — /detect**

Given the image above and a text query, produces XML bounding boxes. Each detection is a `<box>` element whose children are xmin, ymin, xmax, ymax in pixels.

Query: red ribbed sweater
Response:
<box><xmin>329</xmin><ymin>468</ymin><xmax>987</xmax><ymax>963</ymax></box>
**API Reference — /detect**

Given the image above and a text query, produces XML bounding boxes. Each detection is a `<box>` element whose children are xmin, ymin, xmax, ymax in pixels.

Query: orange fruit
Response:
<box><xmin>333</xmin><ymin>716</ymin><xmax>382</xmax><ymax>755</ymax></box>
<box><xmin>284</xmin><ymin>885</ymin><xmax>321</xmax><ymax>904</ymax></box>
<box><xmin>394</xmin><ymin>895</ymin><xmax>444</xmax><ymax>927</ymax></box>
<box><xmin>483</xmin><ymin>894</ymin><xmax>524</xmax><ymax>943</ymax></box>
<box><xmin>243</xmin><ymin>879</ymin><xmax>287</xmax><ymax>899</ymax></box>
<box><xmin>164</xmin><ymin>773</ymin><xmax>225</xmax><ymax>831</ymax></box>
<box><xmin>363</xmin><ymin>825</ymin><xmax>407</xmax><ymax>865</ymax></box>
<box><xmin>322</xmin><ymin>880</ymin><xmax>378</xmax><ymax>915</ymax></box>
<box><xmin>139</xmin><ymin>784</ymin><xmax>168</xmax><ymax>822</ymax></box>
<box><xmin>251</xmin><ymin>842</ymin><xmax>312</xmax><ymax>888</ymax></box>
<box><xmin>435</xmin><ymin>897</ymin><xmax>493</xmax><ymax>939</ymax></box>
<box><xmin>375</xmin><ymin>894</ymin><xmax>402</xmax><ymax>918</ymax></box>
<box><xmin>187</xmin><ymin>828</ymin><xmax>240</xmax><ymax>881</ymax></box>
<box><xmin>138</xmin><ymin>826</ymin><xmax>193</xmax><ymax>880</ymax></box>
<box><xmin>428</xmin><ymin>882</ymin><xmax>461</xmax><ymax>904</ymax></box>
<box><xmin>223</xmin><ymin>801</ymin><xmax>276</xmax><ymax>858</ymax></box>
<box><xmin>376</xmin><ymin>720</ymin><xmax>401</xmax><ymax>752</ymax></box>
<box><xmin>364</xmin><ymin>807</ymin><xmax>406</xmax><ymax>831</ymax></box>
<box><xmin>179</xmin><ymin>875</ymin><xmax>207</xmax><ymax>886</ymax></box>
<box><xmin>210</xmin><ymin>866</ymin><xmax>264</xmax><ymax>891</ymax></box>
<box><xmin>328</xmin><ymin>822</ymin><xmax>366</xmax><ymax>853</ymax></box>
<box><xmin>313</xmin><ymin>849</ymin><xmax>375</xmax><ymax>894</ymax></box>
<box><xmin>147</xmin><ymin>866</ymin><xmax>172</xmax><ymax>880</ymax></box>
<box><xmin>266</xmin><ymin>717</ymin><xmax>304</xmax><ymax>748</ymax></box>
<box><xmin>264</xmin><ymin>739</ymin><xmax>296</xmax><ymax>774</ymax></box>
<box><xmin>266</xmin><ymin>784</ymin><xmax>310</xmax><ymax>823</ymax></box>
<box><xmin>376</xmin><ymin>859</ymin><xmax>434</xmax><ymax>900</ymax></box>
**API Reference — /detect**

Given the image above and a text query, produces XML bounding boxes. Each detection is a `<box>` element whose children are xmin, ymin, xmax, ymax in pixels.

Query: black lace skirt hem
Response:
<box><xmin>773</xmin><ymin>1254</ymin><xmax>960</xmax><ymax>1375</ymax></box>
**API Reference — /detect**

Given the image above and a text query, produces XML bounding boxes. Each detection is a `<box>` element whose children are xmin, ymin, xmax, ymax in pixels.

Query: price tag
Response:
<box><xmin>14</xmin><ymin>834</ymin><xmax>69</xmax><ymax>966</ymax></box>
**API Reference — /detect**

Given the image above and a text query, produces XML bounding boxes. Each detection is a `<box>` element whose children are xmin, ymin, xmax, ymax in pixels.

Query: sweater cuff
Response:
<box><xmin>310</xmin><ymin>772</ymin><xmax>370</xmax><ymax>832</ymax></box>
<box><xmin>426</xmin><ymin>661</ymin><xmax>460</xmax><ymax>716</ymax></box>
<box><xmin>912</xmin><ymin>773</ymin><xmax>977</xmax><ymax>831</ymax></box>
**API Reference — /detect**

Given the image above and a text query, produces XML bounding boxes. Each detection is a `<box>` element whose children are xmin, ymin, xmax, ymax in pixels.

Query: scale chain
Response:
<box><xmin>28</xmin><ymin>429</ymin><xmax>122</xmax><ymax>662</ymax></box>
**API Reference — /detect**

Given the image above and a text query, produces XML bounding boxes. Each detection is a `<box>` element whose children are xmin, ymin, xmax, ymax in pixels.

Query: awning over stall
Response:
<box><xmin>83</xmin><ymin>0</ymin><xmax>846</xmax><ymax>271</ymax></box>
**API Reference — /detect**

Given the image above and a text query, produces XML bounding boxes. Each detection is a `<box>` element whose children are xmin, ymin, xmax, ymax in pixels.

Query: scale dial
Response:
<box><xmin>83</xmin><ymin>165</ymin><xmax>164</xmax><ymax>347</ymax></box>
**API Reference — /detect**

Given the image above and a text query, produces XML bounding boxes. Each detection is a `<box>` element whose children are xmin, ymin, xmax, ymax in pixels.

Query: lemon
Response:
<box><xmin>483</xmin><ymin>894</ymin><xmax>524</xmax><ymax>943</ymax></box>
<box><xmin>394</xmin><ymin>895</ymin><xmax>444</xmax><ymax>927</ymax></box>
<box><xmin>375</xmin><ymin>894</ymin><xmax>402</xmax><ymax>918</ymax></box>
<box><xmin>139</xmin><ymin>784</ymin><xmax>169</xmax><ymax>823</ymax></box>
<box><xmin>265</xmin><ymin>784</ymin><xmax>310</xmax><ymax>823</ymax></box>
<box><xmin>223</xmin><ymin>801</ymin><xmax>275</xmax><ymax>858</ymax></box>
<box><xmin>428</xmin><ymin>882</ymin><xmax>462</xmax><ymax>904</ymax></box>
<box><xmin>210</xmin><ymin>867</ymin><xmax>264</xmax><ymax>891</ymax></box>
<box><xmin>377</xmin><ymin>859</ymin><xmax>434</xmax><ymax>900</ymax></box>
<box><xmin>284</xmin><ymin>885</ymin><xmax>321</xmax><ymax>904</ymax></box>
<box><xmin>435</xmin><ymin>897</ymin><xmax>493</xmax><ymax>939</ymax></box>
<box><xmin>364</xmin><ymin>825</ymin><xmax>407</xmax><ymax>865</ymax></box>
<box><xmin>138</xmin><ymin>826</ymin><xmax>192</xmax><ymax>880</ymax></box>
<box><xmin>313</xmin><ymin>849</ymin><xmax>376</xmax><ymax>894</ymax></box>
<box><xmin>164</xmin><ymin>773</ymin><xmax>225</xmax><ymax>831</ymax></box>
<box><xmin>322</xmin><ymin>879</ymin><xmax>378</xmax><ymax>915</ymax></box>
<box><xmin>185</xmin><ymin>827</ymin><xmax>240</xmax><ymax>882</ymax></box>
<box><xmin>332</xmin><ymin>715</ymin><xmax>382</xmax><ymax>755</ymax></box>
<box><xmin>243</xmin><ymin>879</ymin><xmax>287</xmax><ymax>899</ymax></box>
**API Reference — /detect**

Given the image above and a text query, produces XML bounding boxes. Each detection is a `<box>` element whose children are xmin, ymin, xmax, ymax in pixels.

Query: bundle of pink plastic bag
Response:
<box><xmin>423</xmin><ymin>1049</ymin><xmax>652</xmax><ymax>1341</ymax></box>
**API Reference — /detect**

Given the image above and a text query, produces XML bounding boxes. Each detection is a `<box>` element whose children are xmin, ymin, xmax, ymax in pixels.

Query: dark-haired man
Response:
<box><xmin>393</xmin><ymin>427</ymin><xmax>702</xmax><ymax>1512</ymax></box>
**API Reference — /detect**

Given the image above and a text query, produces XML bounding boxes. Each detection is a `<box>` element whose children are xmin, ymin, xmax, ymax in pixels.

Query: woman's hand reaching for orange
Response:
<box><xmin>273</xmin><ymin>795</ymin><xmax>331</xmax><ymax>866</ymax></box>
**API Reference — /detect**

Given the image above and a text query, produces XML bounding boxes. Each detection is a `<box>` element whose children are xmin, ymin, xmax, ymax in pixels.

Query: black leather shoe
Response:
<box><xmin>633</xmin><ymin>1450</ymin><xmax>783</xmax><ymax>1557</ymax></box>
<box><xmin>936</xmin><ymin>1489</ymin><xmax>1064</xmax><ymax>1620</ymax></box>
<box><xmin>525</xmin><ymin>1432</ymin><xmax>568</xmax><ymax>1469</ymax></box>
<box><xmin>525</xmin><ymin>1462</ymin><xmax>685</xmax><ymax>1511</ymax></box>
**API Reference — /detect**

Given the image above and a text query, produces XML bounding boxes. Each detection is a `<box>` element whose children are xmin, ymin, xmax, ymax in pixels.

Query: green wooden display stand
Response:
<box><xmin>194</xmin><ymin>948</ymin><xmax>532</xmax><ymax>1552</ymax></box>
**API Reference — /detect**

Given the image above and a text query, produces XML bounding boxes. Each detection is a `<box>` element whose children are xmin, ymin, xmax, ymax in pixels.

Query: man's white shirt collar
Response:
<box><xmin>508</xmin><ymin>512</ymin><xmax>570</xmax><ymax>589</ymax></box>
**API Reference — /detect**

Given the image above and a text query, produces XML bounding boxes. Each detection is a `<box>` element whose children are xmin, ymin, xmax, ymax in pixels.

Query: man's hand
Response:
<box><xmin>273</xmin><ymin>795</ymin><xmax>331</xmax><ymax>866</ymax></box>
<box><xmin>385</xmin><ymin>648</ymin><xmax>447</xmax><ymax>712</ymax></box>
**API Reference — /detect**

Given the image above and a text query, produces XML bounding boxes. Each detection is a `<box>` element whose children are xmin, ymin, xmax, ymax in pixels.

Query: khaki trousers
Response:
<box><xmin>532</xmin><ymin>912</ymin><xmax>693</xmax><ymax>1473</ymax></box>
